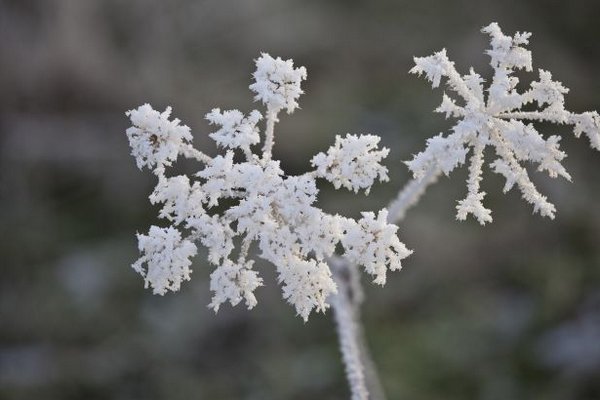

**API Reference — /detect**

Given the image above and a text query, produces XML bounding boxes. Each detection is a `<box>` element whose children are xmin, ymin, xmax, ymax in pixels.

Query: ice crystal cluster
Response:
<box><xmin>409</xmin><ymin>23</ymin><xmax>600</xmax><ymax>224</ymax></box>
<box><xmin>126</xmin><ymin>53</ymin><xmax>411</xmax><ymax>321</ymax></box>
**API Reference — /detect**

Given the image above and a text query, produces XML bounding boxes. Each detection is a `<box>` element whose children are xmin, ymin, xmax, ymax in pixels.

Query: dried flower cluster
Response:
<box><xmin>126</xmin><ymin>53</ymin><xmax>410</xmax><ymax>321</ymax></box>
<box><xmin>408</xmin><ymin>22</ymin><xmax>600</xmax><ymax>224</ymax></box>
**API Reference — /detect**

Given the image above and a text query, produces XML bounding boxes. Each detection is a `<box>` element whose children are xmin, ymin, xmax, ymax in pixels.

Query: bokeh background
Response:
<box><xmin>2</xmin><ymin>1</ymin><xmax>600</xmax><ymax>399</ymax></box>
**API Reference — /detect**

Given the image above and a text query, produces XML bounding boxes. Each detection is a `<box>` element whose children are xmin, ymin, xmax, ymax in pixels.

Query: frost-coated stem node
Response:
<box><xmin>262</xmin><ymin>108</ymin><xmax>278</xmax><ymax>161</ymax></box>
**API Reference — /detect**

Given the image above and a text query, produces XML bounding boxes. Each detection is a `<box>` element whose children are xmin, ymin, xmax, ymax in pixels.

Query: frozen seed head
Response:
<box><xmin>409</xmin><ymin>22</ymin><xmax>600</xmax><ymax>224</ymax></box>
<box><xmin>126</xmin><ymin>54</ymin><xmax>410</xmax><ymax>321</ymax></box>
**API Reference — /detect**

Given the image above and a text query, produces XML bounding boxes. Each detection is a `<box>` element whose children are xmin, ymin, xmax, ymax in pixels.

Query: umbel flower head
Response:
<box><xmin>408</xmin><ymin>22</ymin><xmax>600</xmax><ymax>224</ymax></box>
<box><xmin>125</xmin><ymin>54</ymin><xmax>410</xmax><ymax>321</ymax></box>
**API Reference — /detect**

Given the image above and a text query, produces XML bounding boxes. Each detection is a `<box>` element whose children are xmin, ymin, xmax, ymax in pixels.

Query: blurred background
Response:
<box><xmin>2</xmin><ymin>1</ymin><xmax>600</xmax><ymax>399</ymax></box>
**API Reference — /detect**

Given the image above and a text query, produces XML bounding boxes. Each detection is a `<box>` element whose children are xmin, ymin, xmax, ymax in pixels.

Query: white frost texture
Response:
<box><xmin>126</xmin><ymin>105</ymin><xmax>194</xmax><ymax>174</ymax></box>
<box><xmin>126</xmin><ymin>54</ymin><xmax>411</xmax><ymax>321</ymax></box>
<box><xmin>312</xmin><ymin>134</ymin><xmax>390</xmax><ymax>194</ymax></box>
<box><xmin>249</xmin><ymin>53</ymin><xmax>307</xmax><ymax>114</ymax></box>
<box><xmin>408</xmin><ymin>22</ymin><xmax>600</xmax><ymax>224</ymax></box>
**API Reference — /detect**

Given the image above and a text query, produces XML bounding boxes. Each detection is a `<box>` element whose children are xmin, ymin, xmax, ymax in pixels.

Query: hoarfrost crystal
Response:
<box><xmin>408</xmin><ymin>22</ymin><xmax>600</xmax><ymax>224</ymax></box>
<box><xmin>126</xmin><ymin>54</ymin><xmax>410</xmax><ymax>321</ymax></box>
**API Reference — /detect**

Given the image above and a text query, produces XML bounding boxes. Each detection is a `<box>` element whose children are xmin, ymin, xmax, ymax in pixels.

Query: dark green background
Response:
<box><xmin>2</xmin><ymin>1</ymin><xmax>600</xmax><ymax>399</ymax></box>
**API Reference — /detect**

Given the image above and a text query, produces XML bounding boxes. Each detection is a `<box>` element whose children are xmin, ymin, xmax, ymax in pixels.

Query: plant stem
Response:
<box><xmin>331</xmin><ymin>258</ymin><xmax>369</xmax><ymax>400</ymax></box>
<box><xmin>330</xmin><ymin>169</ymin><xmax>439</xmax><ymax>399</ymax></box>
<box><xmin>331</xmin><ymin>257</ymin><xmax>386</xmax><ymax>400</ymax></box>
<box><xmin>387</xmin><ymin>166</ymin><xmax>440</xmax><ymax>223</ymax></box>
<box><xmin>181</xmin><ymin>143</ymin><xmax>212</xmax><ymax>164</ymax></box>
<box><xmin>262</xmin><ymin>109</ymin><xmax>278</xmax><ymax>161</ymax></box>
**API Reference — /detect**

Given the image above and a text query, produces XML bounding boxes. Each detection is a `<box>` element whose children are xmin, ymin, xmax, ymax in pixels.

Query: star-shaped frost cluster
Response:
<box><xmin>126</xmin><ymin>54</ymin><xmax>411</xmax><ymax>321</ymax></box>
<box><xmin>408</xmin><ymin>22</ymin><xmax>600</xmax><ymax>224</ymax></box>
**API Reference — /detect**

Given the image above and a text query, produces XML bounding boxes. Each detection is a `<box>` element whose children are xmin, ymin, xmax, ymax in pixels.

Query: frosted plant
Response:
<box><xmin>124</xmin><ymin>25</ymin><xmax>600</xmax><ymax>400</ymax></box>
<box><xmin>125</xmin><ymin>53</ymin><xmax>411</xmax><ymax>322</ymax></box>
<box><xmin>406</xmin><ymin>22</ymin><xmax>600</xmax><ymax>224</ymax></box>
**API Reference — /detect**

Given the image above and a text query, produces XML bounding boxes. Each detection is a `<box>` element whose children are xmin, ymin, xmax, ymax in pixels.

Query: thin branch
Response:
<box><xmin>444</xmin><ymin>64</ymin><xmax>476</xmax><ymax>105</ymax></box>
<box><xmin>496</xmin><ymin>111</ymin><xmax>563</xmax><ymax>123</ymax></box>
<box><xmin>180</xmin><ymin>143</ymin><xmax>212</xmax><ymax>164</ymax></box>
<box><xmin>237</xmin><ymin>236</ymin><xmax>252</xmax><ymax>263</ymax></box>
<box><xmin>262</xmin><ymin>108</ymin><xmax>279</xmax><ymax>161</ymax></box>
<box><xmin>241</xmin><ymin>145</ymin><xmax>255</xmax><ymax>163</ymax></box>
<box><xmin>330</xmin><ymin>256</ymin><xmax>387</xmax><ymax>400</ymax></box>
<box><xmin>328</xmin><ymin>166</ymin><xmax>442</xmax><ymax>399</ymax></box>
<box><xmin>386</xmin><ymin>166</ymin><xmax>440</xmax><ymax>223</ymax></box>
<box><xmin>330</xmin><ymin>258</ymin><xmax>369</xmax><ymax>400</ymax></box>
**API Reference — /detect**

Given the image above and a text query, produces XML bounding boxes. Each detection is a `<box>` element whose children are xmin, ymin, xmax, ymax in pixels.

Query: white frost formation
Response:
<box><xmin>408</xmin><ymin>22</ymin><xmax>600</xmax><ymax>224</ymax></box>
<box><xmin>249</xmin><ymin>53</ymin><xmax>307</xmax><ymax>114</ymax></box>
<box><xmin>132</xmin><ymin>226</ymin><xmax>197</xmax><ymax>296</ymax></box>
<box><xmin>126</xmin><ymin>105</ymin><xmax>194</xmax><ymax>174</ymax></box>
<box><xmin>206</xmin><ymin>108</ymin><xmax>262</xmax><ymax>151</ymax></box>
<box><xmin>312</xmin><ymin>134</ymin><xmax>390</xmax><ymax>194</ymax></box>
<box><xmin>126</xmin><ymin>54</ymin><xmax>411</xmax><ymax>321</ymax></box>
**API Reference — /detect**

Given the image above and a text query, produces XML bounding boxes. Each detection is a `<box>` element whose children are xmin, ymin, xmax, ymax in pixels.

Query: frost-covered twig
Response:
<box><xmin>387</xmin><ymin>166</ymin><xmax>440</xmax><ymax>222</ymax></box>
<box><xmin>331</xmin><ymin>256</ymin><xmax>388</xmax><ymax>400</ymax></box>
<box><xmin>330</xmin><ymin>259</ymin><xmax>369</xmax><ymax>400</ymax></box>
<box><xmin>408</xmin><ymin>22</ymin><xmax>600</xmax><ymax>224</ymax></box>
<box><xmin>261</xmin><ymin>109</ymin><xmax>278</xmax><ymax>161</ymax></box>
<box><xmin>249</xmin><ymin>53</ymin><xmax>307</xmax><ymax>162</ymax></box>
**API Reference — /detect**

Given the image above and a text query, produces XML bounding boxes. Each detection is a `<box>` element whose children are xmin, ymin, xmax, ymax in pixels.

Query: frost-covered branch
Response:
<box><xmin>408</xmin><ymin>22</ymin><xmax>600</xmax><ymax>224</ymax></box>
<box><xmin>125</xmin><ymin>53</ymin><xmax>410</xmax><ymax>322</ymax></box>
<box><xmin>330</xmin><ymin>256</ymin><xmax>388</xmax><ymax>400</ymax></box>
<box><xmin>331</xmin><ymin>277</ymin><xmax>369</xmax><ymax>400</ymax></box>
<box><xmin>262</xmin><ymin>109</ymin><xmax>278</xmax><ymax>161</ymax></box>
<box><xmin>387</xmin><ymin>166</ymin><xmax>440</xmax><ymax>223</ymax></box>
